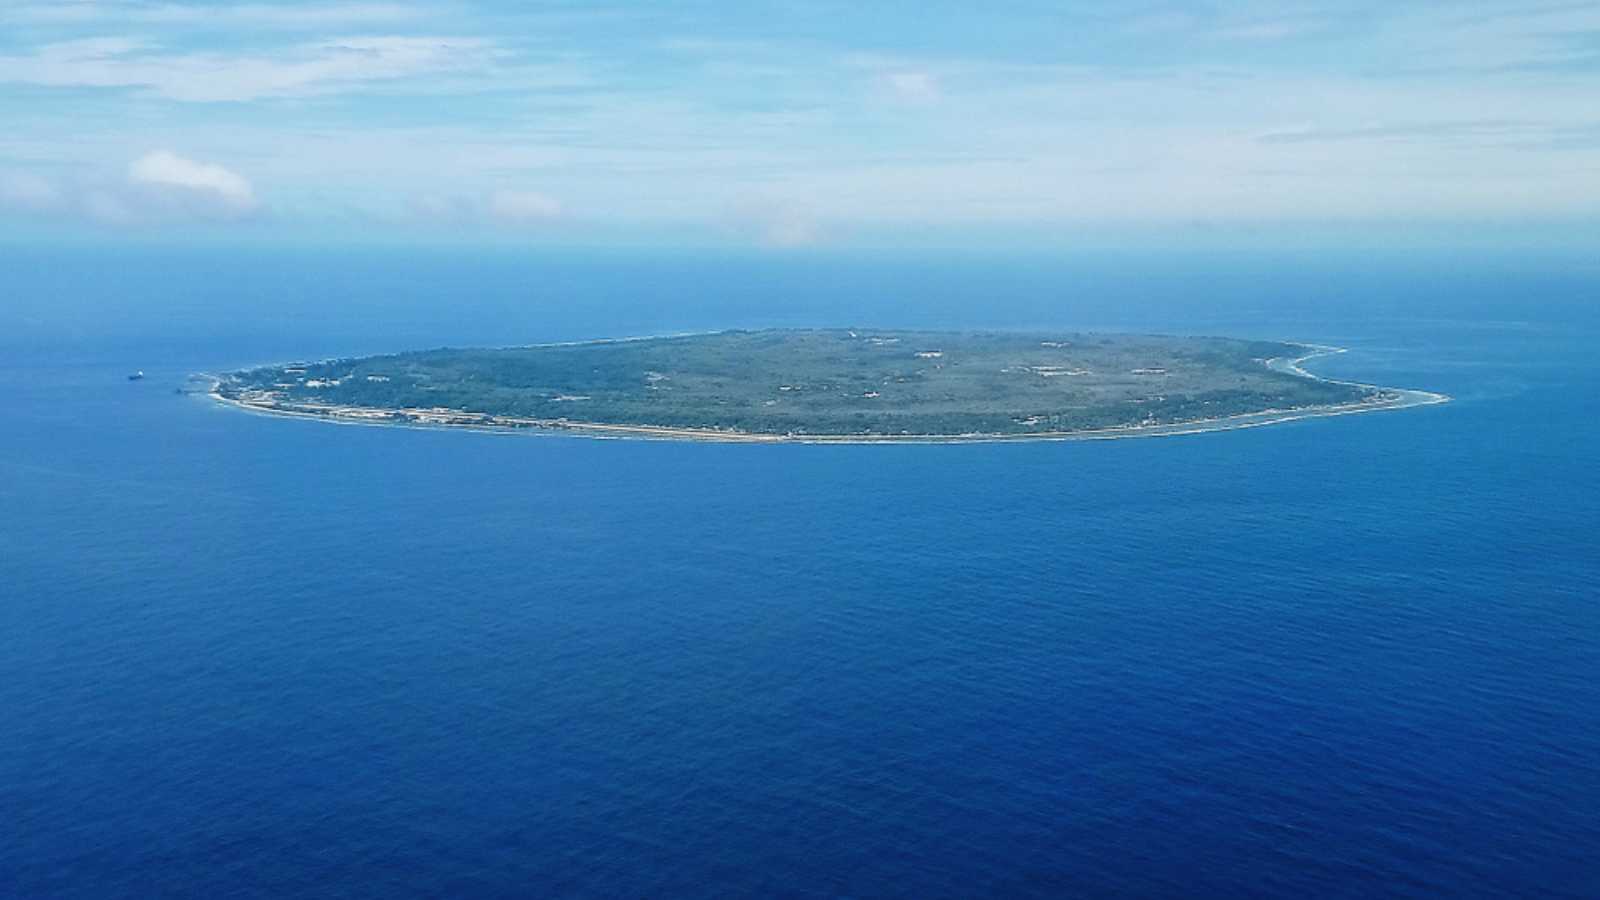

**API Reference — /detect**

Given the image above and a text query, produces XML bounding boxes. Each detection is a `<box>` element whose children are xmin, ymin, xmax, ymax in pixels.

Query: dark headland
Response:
<box><xmin>210</xmin><ymin>329</ymin><xmax>1447</xmax><ymax>442</ymax></box>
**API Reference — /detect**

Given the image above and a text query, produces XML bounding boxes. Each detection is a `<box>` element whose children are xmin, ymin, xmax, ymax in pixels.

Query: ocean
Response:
<box><xmin>2</xmin><ymin>246</ymin><xmax>1597</xmax><ymax>897</ymax></box>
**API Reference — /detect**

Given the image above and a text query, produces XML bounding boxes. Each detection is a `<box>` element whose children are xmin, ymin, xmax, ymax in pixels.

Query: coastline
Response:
<box><xmin>204</xmin><ymin>342</ymin><xmax>1450</xmax><ymax>445</ymax></box>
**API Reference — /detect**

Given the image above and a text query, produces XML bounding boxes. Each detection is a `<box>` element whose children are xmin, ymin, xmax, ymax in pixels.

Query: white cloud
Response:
<box><xmin>0</xmin><ymin>170</ymin><xmax>62</xmax><ymax>211</ymax></box>
<box><xmin>1212</xmin><ymin>19</ymin><xmax>1326</xmax><ymax>42</ymax></box>
<box><xmin>82</xmin><ymin>189</ymin><xmax>135</xmax><ymax>225</ymax></box>
<box><xmin>0</xmin><ymin>35</ymin><xmax>509</xmax><ymax>102</ymax></box>
<box><xmin>882</xmin><ymin>70</ymin><xmax>940</xmax><ymax>104</ymax></box>
<box><xmin>844</xmin><ymin>55</ymin><xmax>944</xmax><ymax>105</ymax></box>
<box><xmin>409</xmin><ymin>193</ymin><xmax>475</xmax><ymax>221</ymax></box>
<box><xmin>3</xmin><ymin>2</ymin><xmax>424</xmax><ymax>28</ymax></box>
<box><xmin>1120</xmin><ymin>11</ymin><xmax>1200</xmax><ymax>36</ymax></box>
<box><xmin>1374</xmin><ymin>4</ymin><xmax>1600</xmax><ymax>73</ymax></box>
<box><xmin>128</xmin><ymin>150</ymin><xmax>257</xmax><ymax>211</ymax></box>
<box><xmin>406</xmin><ymin>189</ymin><xmax>565</xmax><ymax>227</ymax></box>
<box><xmin>761</xmin><ymin>217</ymin><xmax>821</xmax><ymax>248</ymax></box>
<box><xmin>151</xmin><ymin>3</ymin><xmax>423</xmax><ymax>27</ymax></box>
<box><xmin>486</xmin><ymin>189</ymin><xmax>563</xmax><ymax>223</ymax></box>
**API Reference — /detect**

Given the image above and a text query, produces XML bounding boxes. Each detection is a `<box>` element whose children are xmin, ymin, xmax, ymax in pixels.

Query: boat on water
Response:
<box><xmin>128</xmin><ymin>371</ymin><xmax>145</xmax><ymax>381</ymax></box>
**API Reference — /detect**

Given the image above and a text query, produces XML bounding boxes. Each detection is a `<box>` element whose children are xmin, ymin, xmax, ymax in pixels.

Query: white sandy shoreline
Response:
<box><xmin>203</xmin><ymin>342</ymin><xmax>1449</xmax><ymax>445</ymax></box>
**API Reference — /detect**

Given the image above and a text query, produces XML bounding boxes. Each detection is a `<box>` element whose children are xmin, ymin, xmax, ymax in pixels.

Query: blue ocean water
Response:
<box><xmin>2</xmin><ymin>247</ymin><xmax>1597</xmax><ymax>898</ymax></box>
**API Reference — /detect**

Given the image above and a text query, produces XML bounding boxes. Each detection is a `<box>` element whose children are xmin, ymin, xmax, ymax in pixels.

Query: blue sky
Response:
<box><xmin>2</xmin><ymin>1</ymin><xmax>1599</xmax><ymax>247</ymax></box>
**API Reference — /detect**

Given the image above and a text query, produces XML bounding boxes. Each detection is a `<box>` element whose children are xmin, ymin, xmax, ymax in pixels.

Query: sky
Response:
<box><xmin>2</xmin><ymin>0</ymin><xmax>1599</xmax><ymax>248</ymax></box>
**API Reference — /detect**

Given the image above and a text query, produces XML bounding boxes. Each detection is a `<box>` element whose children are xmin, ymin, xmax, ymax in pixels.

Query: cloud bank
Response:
<box><xmin>3</xmin><ymin>151</ymin><xmax>260</xmax><ymax>225</ymax></box>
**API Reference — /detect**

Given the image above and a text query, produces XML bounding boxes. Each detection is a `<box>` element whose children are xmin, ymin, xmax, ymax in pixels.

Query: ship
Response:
<box><xmin>128</xmin><ymin>371</ymin><xmax>145</xmax><ymax>381</ymax></box>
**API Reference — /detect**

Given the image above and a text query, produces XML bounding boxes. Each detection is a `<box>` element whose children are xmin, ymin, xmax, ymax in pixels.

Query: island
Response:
<box><xmin>209</xmin><ymin>329</ymin><xmax>1447</xmax><ymax>442</ymax></box>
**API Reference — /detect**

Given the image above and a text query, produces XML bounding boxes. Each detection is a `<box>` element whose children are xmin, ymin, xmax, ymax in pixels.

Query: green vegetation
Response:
<box><xmin>218</xmin><ymin>329</ymin><xmax>1378</xmax><ymax>437</ymax></box>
